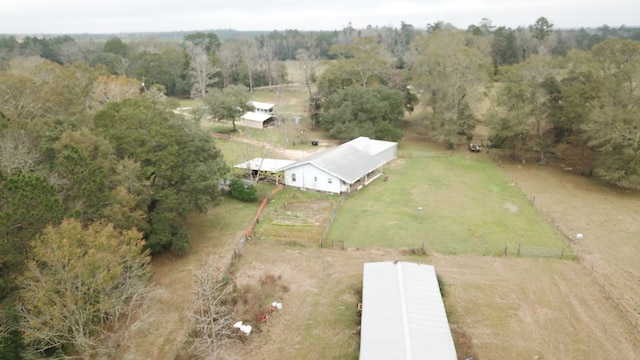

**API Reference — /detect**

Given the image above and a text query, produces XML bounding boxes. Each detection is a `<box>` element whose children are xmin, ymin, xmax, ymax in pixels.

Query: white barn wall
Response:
<box><xmin>283</xmin><ymin>164</ymin><xmax>344</xmax><ymax>194</ymax></box>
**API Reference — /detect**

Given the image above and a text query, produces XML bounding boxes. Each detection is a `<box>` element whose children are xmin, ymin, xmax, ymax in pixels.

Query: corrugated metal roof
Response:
<box><xmin>247</xmin><ymin>101</ymin><xmax>274</xmax><ymax>111</ymax></box>
<box><xmin>360</xmin><ymin>261</ymin><xmax>457</xmax><ymax>360</ymax></box>
<box><xmin>281</xmin><ymin>144</ymin><xmax>384</xmax><ymax>184</ymax></box>
<box><xmin>348</xmin><ymin>136</ymin><xmax>397</xmax><ymax>156</ymax></box>
<box><xmin>234</xmin><ymin>158</ymin><xmax>294</xmax><ymax>172</ymax></box>
<box><xmin>241</xmin><ymin>112</ymin><xmax>273</xmax><ymax>122</ymax></box>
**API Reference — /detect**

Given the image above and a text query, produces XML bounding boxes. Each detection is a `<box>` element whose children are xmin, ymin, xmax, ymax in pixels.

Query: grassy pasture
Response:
<box><xmin>136</xmin><ymin>61</ymin><xmax>640</xmax><ymax>359</ymax></box>
<box><xmin>222</xmin><ymin>136</ymin><xmax>569</xmax><ymax>255</ymax></box>
<box><xmin>326</xmin><ymin>146</ymin><xmax>568</xmax><ymax>255</ymax></box>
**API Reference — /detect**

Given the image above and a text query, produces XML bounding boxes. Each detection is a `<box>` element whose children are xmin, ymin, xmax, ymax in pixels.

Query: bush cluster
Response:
<box><xmin>229</xmin><ymin>178</ymin><xmax>258</xmax><ymax>202</ymax></box>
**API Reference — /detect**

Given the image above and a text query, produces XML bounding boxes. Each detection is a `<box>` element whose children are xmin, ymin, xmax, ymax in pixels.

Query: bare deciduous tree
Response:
<box><xmin>218</xmin><ymin>42</ymin><xmax>240</xmax><ymax>88</ymax></box>
<box><xmin>0</xmin><ymin>312</ymin><xmax>11</xmax><ymax>340</ymax></box>
<box><xmin>88</xmin><ymin>74</ymin><xmax>140</xmax><ymax>109</ymax></box>
<box><xmin>186</xmin><ymin>42</ymin><xmax>219</xmax><ymax>99</ymax></box>
<box><xmin>296</xmin><ymin>48</ymin><xmax>317</xmax><ymax>98</ymax></box>
<box><xmin>236</xmin><ymin>37</ymin><xmax>260</xmax><ymax>92</ymax></box>
<box><xmin>0</xmin><ymin>129</ymin><xmax>40</xmax><ymax>175</ymax></box>
<box><xmin>188</xmin><ymin>257</ymin><xmax>238</xmax><ymax>357</ymax></box>
<box><xmin>260</xmin><ymin>36</ymin><xmax>277</xmax><ymax>87</ymax></box>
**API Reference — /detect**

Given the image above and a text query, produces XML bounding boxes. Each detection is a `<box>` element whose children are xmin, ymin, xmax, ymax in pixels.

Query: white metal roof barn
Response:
<box><xmin>359</xmin><ymin>261</ymin><xmax>457</xmax><ymax>360</ymax></box>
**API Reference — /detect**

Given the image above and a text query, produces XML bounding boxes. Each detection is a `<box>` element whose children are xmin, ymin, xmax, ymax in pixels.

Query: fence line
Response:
<box><xmin>320</xmin><ymin>195</ymin><xmax>346</xmax><ymax>248</ymax></box>
<box><xmin>502</xmin><ymin>165</ymin><xmax>638</xmax><ymax>332</ymax></box>
<box><xmin>244</xmin><ymin>185</ymin><xmax>285</xmax><ymax>239</ymax></box>
<box><xmin>229</xmin><ymin>185</ymin><xmax>285</xmax><ymax>268</ymax></box>
<box><xmin>585</xmin><ymin>262</ymin><xmax>640</xmax><ymax>332</ymax></box>
<box><xmin>329</xmin><ymin>240</ymin><xmax>345</xmax><ymax>250</ymax></box>
<box><xmin>397</xmin><ymin>151</ymin><xmax>453</xmax><ymax>158</ymax></box>
<box><xmin>513</xmin><ymin>244</ymin><xmax>576</xmax><ymax>259</ymax></box>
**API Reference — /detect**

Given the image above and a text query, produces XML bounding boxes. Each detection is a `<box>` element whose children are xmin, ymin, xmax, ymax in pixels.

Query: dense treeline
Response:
<box><xmin>1</xmin><ymin>18</ymin><xmax>640</xmax><ymax>357</ymax></box>
<box><xmin>3</xmin><ymin>22</ymin><xmax>639</xmax><ymax>96</ymax></box>
<box><xmin>0</xmin><ymin>54</ymin><xmax>228</xmax><ymax>357</ymax></box>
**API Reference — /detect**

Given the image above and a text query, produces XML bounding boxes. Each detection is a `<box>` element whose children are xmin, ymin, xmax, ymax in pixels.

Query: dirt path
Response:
<box><xmin>222</xmin><ymin>135</ymin><xmax>328</xmax><ymax>160</ymax></box>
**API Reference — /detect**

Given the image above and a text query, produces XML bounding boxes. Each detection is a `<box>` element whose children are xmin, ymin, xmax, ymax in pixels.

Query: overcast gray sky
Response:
<box><xmin>1</xmin><ymin>0</ymin><xmax>638</xmax><ymax>34</ymax></box>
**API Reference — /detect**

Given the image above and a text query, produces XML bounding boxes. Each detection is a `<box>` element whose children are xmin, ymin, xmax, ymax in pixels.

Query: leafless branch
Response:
<box><xmin>187</xmin><ymin>257</ymin><xmax>239</xmax><ymax>357</ymax></box>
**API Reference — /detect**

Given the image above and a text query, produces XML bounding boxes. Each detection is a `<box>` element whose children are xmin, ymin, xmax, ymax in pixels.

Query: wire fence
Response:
<box><xmin>511</xmin><ymin>244</ymin><xmax>578</xmax><ymax>259</ymax></box>
<box><xmin>502</xmin><ymin>165</ymin><xmax>640</xmax><ymax>333</ymax></box>
<box><xmin>397</xmin><ymin>151</ymin><xmax>453</xmax><ymax>158</ymax></box>
<box><xmin>320</xmin><ymin>195</ymin><xmax>346</xmax><ymax>248</ymax></box>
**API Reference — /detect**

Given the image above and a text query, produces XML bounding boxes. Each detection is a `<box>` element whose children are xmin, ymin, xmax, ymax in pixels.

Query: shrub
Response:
<box><xmin>229</xmin><ymin>178</ymin><xmax>258</xmax><ymax>202</ymax></box>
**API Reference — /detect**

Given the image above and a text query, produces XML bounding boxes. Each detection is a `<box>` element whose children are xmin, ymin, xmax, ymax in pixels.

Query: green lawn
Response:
<box><xmin>221</xmin><ymin>136</ymin><xmax>569</xmax><ymax>256</ymax></box>
<box><xmin>326</xmin><ymin>149</ymin><xmax>568</xmax><ymax>255</ymax></box>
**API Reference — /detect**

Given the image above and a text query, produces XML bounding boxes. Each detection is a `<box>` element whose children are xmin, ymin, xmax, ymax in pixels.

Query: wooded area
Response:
<box><xmin>1</xmin><ymin>18</ymin><xmax>640</xmax><ymax>358</ymax></box>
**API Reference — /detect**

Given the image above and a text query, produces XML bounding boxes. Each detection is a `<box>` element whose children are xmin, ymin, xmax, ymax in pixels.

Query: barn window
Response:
<box><xmin>314</xmin><ymin>176</ymin><xmax>317</xmax><ymax>182</ymax></box>
<box><xmin>328</xmin><ymin>178</ymin><xmax>333</xmax><ymax>184</ymax></box>
<box><xmin>291</xmin><ymin>173</ymin><xmax>297</xmax><ymax>182</ymax></box>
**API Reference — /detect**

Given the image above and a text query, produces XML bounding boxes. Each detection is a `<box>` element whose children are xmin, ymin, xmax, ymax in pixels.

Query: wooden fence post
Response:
<box><xmin>517</xmin><ymin>243</ymin><xmax>521</xmax><ymax>256</ymax></box>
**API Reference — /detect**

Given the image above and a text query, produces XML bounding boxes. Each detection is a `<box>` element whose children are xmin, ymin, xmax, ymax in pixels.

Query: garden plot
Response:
<box><xmin>257</xmin><ymin>197</ymin><xmax>337</xmax><ymax>245</ymax></box>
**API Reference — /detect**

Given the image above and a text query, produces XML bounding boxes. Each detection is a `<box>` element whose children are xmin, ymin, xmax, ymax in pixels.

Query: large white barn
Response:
<box><xmin>280</xmin><ymin>137</ymin><xmax>397</xmax><ymax>194</ymax></box>
<box><xmin>359</xmin><ymin>261</ymin><xmax>457</xmax><ymax>360</ymax></box>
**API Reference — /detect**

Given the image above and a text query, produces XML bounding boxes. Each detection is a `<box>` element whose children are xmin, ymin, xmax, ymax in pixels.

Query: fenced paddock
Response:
<box><xmin>397</xmin><ymin>151</ymin><xmax>453</xmax><ymax>158</ymax></box>
<box><xmin>254</xmin><ymin>191</ymin><xmax>339</xmax><ymax>246</ymax></box>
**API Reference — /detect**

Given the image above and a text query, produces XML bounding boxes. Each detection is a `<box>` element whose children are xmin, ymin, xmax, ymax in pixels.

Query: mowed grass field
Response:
<box><xmin>327</xmin><ymin>142</ymin><xmax>568</xmax><ymax>255</ymax></box>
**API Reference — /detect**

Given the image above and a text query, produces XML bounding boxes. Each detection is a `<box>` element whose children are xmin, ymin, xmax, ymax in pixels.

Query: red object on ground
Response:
<box><xmin>257</xmin><ymin>313</ymin><xmax>269</xmax><ymax>323</ymax></box>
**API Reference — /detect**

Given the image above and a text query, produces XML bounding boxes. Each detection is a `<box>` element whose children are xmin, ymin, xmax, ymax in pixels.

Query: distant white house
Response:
<box><xmin>359</xmin><ymin>261</ymin><xmax>457</xmax><ymax>360</ymax></box>
<box><xmin>247</xmin><ymin>101</ymin><xmax>275</xmax><ymax>114</ymax></box>
<box><xmin>279</xmin><ymin>137</ymin><xmax>397</xmax><ymax>194</ymax></box>
<box><xmin>238</xmin><ymin>101</ymin><xmax>277</xmax><ymax>129</ymax></box>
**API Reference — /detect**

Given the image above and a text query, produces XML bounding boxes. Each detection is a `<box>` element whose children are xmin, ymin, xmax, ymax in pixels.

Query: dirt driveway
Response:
<box><xmin>226</xmin><ymin>135</ymin><xmax>326</xmax><ymax>160</ymax></box>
